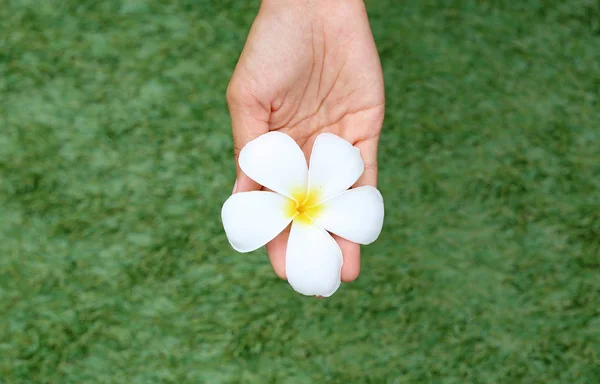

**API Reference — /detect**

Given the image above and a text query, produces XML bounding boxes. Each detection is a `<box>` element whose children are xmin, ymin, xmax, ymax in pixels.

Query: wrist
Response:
<box><xmin>261</xmin><ymin>0</ymin><xmax>364</xmax><ymax>10</ymax></box>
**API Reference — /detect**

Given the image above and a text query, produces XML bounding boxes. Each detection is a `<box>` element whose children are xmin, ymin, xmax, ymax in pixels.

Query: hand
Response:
<box><xmin>226</xmin><ymin>0</ymin><xmax>385</xmax><ymax>283</ymax></box>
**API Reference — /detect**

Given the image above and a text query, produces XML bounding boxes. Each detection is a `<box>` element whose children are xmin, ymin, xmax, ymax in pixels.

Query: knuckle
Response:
<box><xmin>225</xmin><ymin>80</ymin><xmax>241</xmax><ymax>105</ymax></box>
<box><xmin>226</xmin><ymin>77</ymin><xmax>252</xmax><ymax>107</ymax></box>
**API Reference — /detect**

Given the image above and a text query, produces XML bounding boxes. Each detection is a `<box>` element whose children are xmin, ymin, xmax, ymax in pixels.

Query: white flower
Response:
<box><xmin>221</xmin><ymin>132</ymin><xmax>384</xmax><ymax>297</ymax></box>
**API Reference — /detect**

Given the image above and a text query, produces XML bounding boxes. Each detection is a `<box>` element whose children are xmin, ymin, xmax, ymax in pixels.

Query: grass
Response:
<box><xmin>1</xmin><ymin>0</ymin><xmax>599</xmax><ymax>382</ymax></box>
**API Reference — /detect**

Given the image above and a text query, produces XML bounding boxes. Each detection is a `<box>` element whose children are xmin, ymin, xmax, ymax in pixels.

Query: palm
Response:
<box><xmin>227</xmin><ymin>0</ymin><xmax>384</xmax><ymax>283</ymax></box>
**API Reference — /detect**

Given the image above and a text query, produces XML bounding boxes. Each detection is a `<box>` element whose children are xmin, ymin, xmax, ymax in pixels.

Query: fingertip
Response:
<box><xmin>342</xmin><ymin>262</ymin><xmax>360</xmax><ymax>282</ymax></box>
<box><xmin>273</xmin><ymin>265</ymin><xmax>287</xmax><ymax>280</ymax></box>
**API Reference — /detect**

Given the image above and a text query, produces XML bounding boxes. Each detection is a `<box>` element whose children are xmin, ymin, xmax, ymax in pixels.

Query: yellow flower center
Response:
<box><xmin>284</xmin><ymin>186</ymin><xmax>323</xmax><ymax>224</ymax></box>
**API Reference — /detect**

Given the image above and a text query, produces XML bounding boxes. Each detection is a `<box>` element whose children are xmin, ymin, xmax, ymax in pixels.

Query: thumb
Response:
<box><xmin>226</xmin><ymin>80</ymin><xmax>269</xmax><ymax>194</ymax></box>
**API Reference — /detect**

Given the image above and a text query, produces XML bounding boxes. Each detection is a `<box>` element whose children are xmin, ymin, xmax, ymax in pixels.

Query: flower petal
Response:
<box><xmin>222</xmin><ymin>191</ymin><xmax>293</xmax><ymax>252</ymax></box>
<box><xmin>313</xmin><ymin>186</ymin><xmax>384</xmax><ymax>245</ymax></box>
<box><xmin>308</xmin><ymin>133</ymin><xmax>364</xmax><ymax>203</ymax></box>
<box><xmin>286</xmin><ymin>220</ymin><xmax>343</xmax><ymax>297</ymax></box>
<box><xmin>239</xmin><ymin>132</ymin><xmax>308</xmax><ymax>199</ymax></box>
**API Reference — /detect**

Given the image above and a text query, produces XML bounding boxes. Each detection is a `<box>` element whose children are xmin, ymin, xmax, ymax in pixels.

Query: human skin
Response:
<box><xmin>226</xmin><ymin>0</ymin><xmax>385</xmax><ymax>284</ymax></box>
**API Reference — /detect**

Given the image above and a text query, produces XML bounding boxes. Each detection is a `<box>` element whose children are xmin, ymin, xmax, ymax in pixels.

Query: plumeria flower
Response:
<box><xmin>221</xmin><ymin>132</ymin><xmax>384</xmax><ymax>297</ymax></box>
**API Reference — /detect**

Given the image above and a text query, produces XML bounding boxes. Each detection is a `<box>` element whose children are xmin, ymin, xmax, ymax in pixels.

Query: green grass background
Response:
<box><xmin>1</xmin><ymin>0</ymin><xmax>599</xmax><ymax>382</ymax></box>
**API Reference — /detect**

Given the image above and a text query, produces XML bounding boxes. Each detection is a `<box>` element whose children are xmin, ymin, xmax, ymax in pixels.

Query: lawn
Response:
<box><xmin>1</xmin><ymin>0</ymin><xmax>599</xmax><ymax>382</ymax></box>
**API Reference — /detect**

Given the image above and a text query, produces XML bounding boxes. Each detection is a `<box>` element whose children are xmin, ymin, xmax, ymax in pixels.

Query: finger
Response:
<box><xmin>226</xmin><ymin>78</ymin><xmax>270</xmax><ymax>194</ymax></box>
<box><xmin>265</xmin><ymin>225</ymin><xmax>289</xmax><ymax>280</ymax></box>
<box><xmin>354</xmin><ymin>136</ymin><xmax>379</xmax><ymax>187</ymax></box>
<box><xmin>333</xmin><ymin>234</ymin><xmax>361</xmax><ymax>282</ymax></box>
<box><xmin>262</xmin><ymin>187</ymin><xmax>288</xmax><ymax>279</ymax></box>
<box><xmin>267</xmin><ymin>228</ymin><xmax>361</xmax><ymax>283</ymax></box>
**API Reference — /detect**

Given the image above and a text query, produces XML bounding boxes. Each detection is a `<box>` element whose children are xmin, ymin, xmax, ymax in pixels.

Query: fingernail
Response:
<box><xmin>232</xmin><ymin>179</ymin><xmax>238</xmax><ymax>194</ymax></box>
